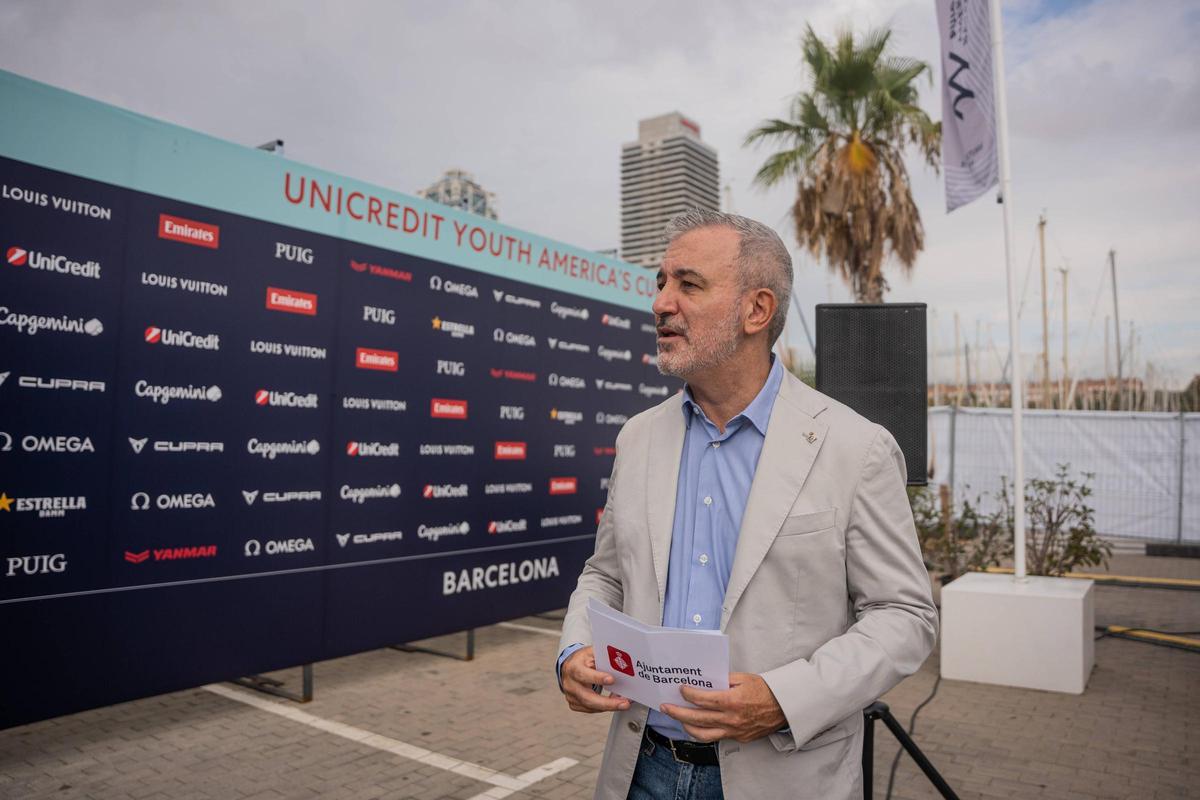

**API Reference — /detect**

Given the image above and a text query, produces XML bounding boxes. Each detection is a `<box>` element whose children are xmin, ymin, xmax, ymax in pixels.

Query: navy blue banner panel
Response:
<box><xmin>0</xmin><ymin>71</ymin><xmax>674</xmax><ymax>728</ymax></box>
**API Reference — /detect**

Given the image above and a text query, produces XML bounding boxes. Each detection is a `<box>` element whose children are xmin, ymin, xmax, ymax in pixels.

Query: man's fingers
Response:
<box><xmin>564</xmin><ymin>648</ymin><xmax>614</xmax><ymax>687</ymax></box>
<box><xmin>680</xmin><ymin>722</ymin><xmax>727</xmax><ymax>743</ymax></box>
<box><xmin>568</xmin><ymin>664</ymin><xmax>614</xmax><ymax>687</ymax></box>
<box><xmin>658</xmin><ymin>702</ymin><xmax>730</xmax><ymax>729</ymax></box>
<box><xmin>566</xmin><ymin>687</ymin><xmax>630</xmax><ymax>713</ymax></box>
<box><xmin>678</xmin><ymin>684</ymin><xmax>729</xmax><ymax>710</ymax></box>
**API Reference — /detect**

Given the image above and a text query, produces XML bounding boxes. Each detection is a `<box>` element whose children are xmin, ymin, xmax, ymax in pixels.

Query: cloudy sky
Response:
<box><xmin>2</xmin><ymin>0</ymin><xmax>1196</xmax><ymax>388</ymax></box>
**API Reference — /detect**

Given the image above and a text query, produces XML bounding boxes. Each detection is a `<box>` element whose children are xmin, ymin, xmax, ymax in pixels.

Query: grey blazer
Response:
<box><xmin>559</xmin><ymin>368</ymin><xmax>938</xmax><ymax>800</ymax></box>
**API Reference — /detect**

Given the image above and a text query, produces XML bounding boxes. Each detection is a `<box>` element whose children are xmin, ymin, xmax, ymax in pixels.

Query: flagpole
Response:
<box><xmin>989</xmin><ymin>0</ymin><xmax>1026</xmax><ymax>582</ymax></box>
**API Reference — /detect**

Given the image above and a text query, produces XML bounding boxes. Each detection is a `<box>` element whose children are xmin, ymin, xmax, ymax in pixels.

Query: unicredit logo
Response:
<box><xmin>7</xmin><ymin>245</ymin><xmax>101</xmax><ymax>279</ymax></box>
<box><xmin>430</xmin><ymin>398</ymin><xmax>467</xmax><ymax>419</ymax></box>
<box><xmin>143</xmin><ymin>325</ymin><xmax>220</xmax><ymax>351</ymax></box>
<box><xmin>255</xmin><ymin>389</ymin><xmax>319</xmax><ymax>408</ymax></box>
<box><xmin>549</xmin><ymin>477</ymin><xmax>578</xmax><ymax>495</ymax></box>
<box><xmin>488</xmin><ymin>518</ymin><xmax>528</xmax><ymax>534</ymax></box>
<box><xmin>266</xmin><ymin>286</ymin><xmax>318</xmax><ymax>316</ymax></box>
<box><xmin>601</xmin><ymin>313</ymin><xmax>631</xmax><ymax>329</ymax></box>
<box><xmin>346</xmin><ymin>441</ymin><xmax>400</xmax><ymax>457</ymax></box>
<box><xmin>158</xmin><ymin>213</ymin><xmax>219</xmax><ymax>248</ymax></box>
<box><xmin>422</xmin><ymin>483</ymin><xmax>469</xmax><ymax>499</ymax></box>
<box><xmin>494</xmin><ymin>441</ymin><xmax>527</xmax><ymax>460</ymax></box>
<box><xmin>356</xmin><ymin>347</ymin><xmax>398</xmax><ymax>371</ymax></box>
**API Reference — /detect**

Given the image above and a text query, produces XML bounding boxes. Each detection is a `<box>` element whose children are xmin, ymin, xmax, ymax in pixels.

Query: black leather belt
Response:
<box><xmin>645</xmin><ymin>726</ymin><xmax>720</xmax><ymax>766</ymax></box>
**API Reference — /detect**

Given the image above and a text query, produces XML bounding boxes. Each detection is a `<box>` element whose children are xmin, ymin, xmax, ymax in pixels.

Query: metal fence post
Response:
<box><xmin>1178</xmin><ymin>411</ymin><xmax>1187</xmax><ymax>544</ymax></box>
<box><xmin>948</xmin><ymin>404</ymin><xmax>958</xmax><ymax>504</ymax></box>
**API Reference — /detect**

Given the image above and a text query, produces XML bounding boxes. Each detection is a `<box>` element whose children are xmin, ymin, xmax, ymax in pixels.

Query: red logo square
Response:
<box><xmin>607</xmin><ymin>645</ymin><xmax>634</xmax><ymax>676</ymax></box>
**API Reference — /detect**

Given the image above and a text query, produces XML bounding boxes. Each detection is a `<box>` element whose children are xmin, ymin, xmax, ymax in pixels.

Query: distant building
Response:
<box><xmin>418</xmin><ymin>169</ymin><xmax>498</xmax><ymax>220</ymax></box>
<box><xmin>620</xmin><ymin>112</ymin><xmax>719</xmax><ymax>269</ymax></box>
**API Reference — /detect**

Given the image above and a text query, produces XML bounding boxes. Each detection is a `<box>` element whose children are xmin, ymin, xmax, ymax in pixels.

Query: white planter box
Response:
<box><xmin>940</xmin><ymin>572</ymin><xmax>1094</xmax><ymax>694</ymax></box>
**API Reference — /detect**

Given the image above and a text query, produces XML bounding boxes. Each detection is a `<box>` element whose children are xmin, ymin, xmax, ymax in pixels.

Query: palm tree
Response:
<box><xmin>746</xmin><ymin>24</ymin><xmax>940</xmax><ymax>303</ymax></box>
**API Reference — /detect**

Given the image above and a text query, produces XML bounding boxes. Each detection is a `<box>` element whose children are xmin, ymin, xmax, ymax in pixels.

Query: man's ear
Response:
<box><xmin>742</xmin><ymin>288</ymin><xmax>777</xmax><ymax>337</ymax></box>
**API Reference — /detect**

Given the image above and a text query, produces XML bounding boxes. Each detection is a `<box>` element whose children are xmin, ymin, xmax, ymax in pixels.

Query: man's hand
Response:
<box><xmin>561</xmin><ymin>646</ymin><xmax>632</xmax><ymax>714</ymax></box>
<box><xmin>658</xmin><ymin>672</ymin><xmax>786</xmax><ymax>743</ymax></box>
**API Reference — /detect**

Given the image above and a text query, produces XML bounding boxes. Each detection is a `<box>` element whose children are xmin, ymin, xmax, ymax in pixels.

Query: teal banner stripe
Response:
<box><xmin>0</xmin><ymin>70</ymin><xmax>655</xmax><ymax>312</ymax></box>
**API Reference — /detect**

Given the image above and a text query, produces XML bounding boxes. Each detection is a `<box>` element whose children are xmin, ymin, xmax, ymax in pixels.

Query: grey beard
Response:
<box><xmin>656</xmin><ymin>308</ymin><xmax>742</xmax><ymax>379</ymax></box>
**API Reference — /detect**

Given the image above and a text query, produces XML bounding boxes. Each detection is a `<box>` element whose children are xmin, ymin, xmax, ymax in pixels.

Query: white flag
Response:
<box><xmin>936</xmin><ymin>0</ymin><xmax>998</xmax><ymax>211</ymax></box>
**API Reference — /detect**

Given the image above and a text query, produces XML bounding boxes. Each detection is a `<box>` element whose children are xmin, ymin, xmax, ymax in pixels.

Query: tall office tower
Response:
<box><xmin>418</xmin><ymin>169</ymin><xmax>498</xmax><ymax>220</ymax></box>
<box><xmin>620</xmin><ymin>112</ymin><xmax>720</xmax><ymax>269</ymax></box>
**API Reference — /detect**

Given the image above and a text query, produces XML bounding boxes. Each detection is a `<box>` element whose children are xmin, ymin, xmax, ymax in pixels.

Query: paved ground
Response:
<box><xmin>1</xmin><ymin>553</ymin><xmax>1197</xmax><ymax>800</ymax></box>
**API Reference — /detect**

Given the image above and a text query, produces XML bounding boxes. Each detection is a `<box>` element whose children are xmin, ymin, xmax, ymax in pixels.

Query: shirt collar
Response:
<box><xmin>681</xmin><ymin>354</ymin><xmax>784</xmax><ymax>436</ymax></box>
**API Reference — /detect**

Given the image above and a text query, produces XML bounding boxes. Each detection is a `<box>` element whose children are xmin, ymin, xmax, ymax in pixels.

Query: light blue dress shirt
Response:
<box><xmin>558</xmin><ymin>356</ymin><xmax>784</xmax><ymax>741</ymax></box>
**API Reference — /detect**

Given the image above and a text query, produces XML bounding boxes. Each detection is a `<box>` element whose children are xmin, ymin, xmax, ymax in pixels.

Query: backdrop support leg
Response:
<box><xmin>232</xmin><ymin>663</ymin><xmax>313</xmax><ymax>703</ymax></box>
<box><xmin>392</xmin><ymin>628</ymin><xmax>475</xmax><ymax>661</ymax></box>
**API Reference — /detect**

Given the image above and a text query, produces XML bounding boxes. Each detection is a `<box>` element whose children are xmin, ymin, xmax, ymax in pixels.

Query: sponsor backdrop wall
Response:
<box><xmin>0</xmin><ymin>70</ymin><xmax>673</xmax><ymax>728</ymax></box>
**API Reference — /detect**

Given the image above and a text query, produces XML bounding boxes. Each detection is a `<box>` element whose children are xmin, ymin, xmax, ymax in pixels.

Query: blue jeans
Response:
<box><xmin>627</xmin><ymin>733</ymin><xmax>724</xmax><ymax>800</ymax></box>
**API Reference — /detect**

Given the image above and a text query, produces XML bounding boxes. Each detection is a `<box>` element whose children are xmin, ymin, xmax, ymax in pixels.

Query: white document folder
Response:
<box><xmin>587</xmin><ymin>598</ymin><xmax>730</xmax><ymax>709</ymax></box>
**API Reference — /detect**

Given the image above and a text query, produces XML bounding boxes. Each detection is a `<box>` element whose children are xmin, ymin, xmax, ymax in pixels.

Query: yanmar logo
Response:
<box><xmin>489</xmin><ymin>368</ymin><xmax>536</xmax><ymax>382</ymax></box>
<box><xmin>158</xmin><ymin>213</ymin><xmax>219</xmax><ymax>248</ymax></box>
<box><xmin>125</xmin><ymin>545</ymin><xmax>217</xmax><ymax>564</ymax></box>
<box><xmin>266</xmin><ymin>286</ymin><xmax>318</xmax><ymax>316</ymax></box>
<box><xmin>356</xmin><ymin>347</ymin><xmax>398</xmax><ymax>372</ymax></box>
<box><xmin>430</xmin><ymin>398</ymin><xmax>467</xmax><ymax>419</ymax></box>
<box><xmin>349</xmin><ymin>259</ymin><xmax>413</xmax><ymax>282</ymax></box>
<box><xmin>494</xmin><ymin>441</ymin><xmax>527</xmax><ymax>460</ymax></box>
<box><xmin>549</xmin><ymin>477</ymin><xmax>578</xmax><ymax>495</ymax></box>
<box><xmin>143</xmin><ymin>325</ymin><xmax>220</xmax><ymax>351</ymax></box>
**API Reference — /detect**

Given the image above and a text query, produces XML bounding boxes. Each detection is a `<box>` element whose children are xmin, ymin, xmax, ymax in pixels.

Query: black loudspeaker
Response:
<box><xmin>814</xmin><ymin>303</ymin><xmax>927</xmax><ymax>485</ymax></box>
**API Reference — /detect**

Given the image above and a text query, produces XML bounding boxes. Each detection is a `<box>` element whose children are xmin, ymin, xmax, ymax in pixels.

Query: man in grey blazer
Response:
<box><xmin>557</xmin><ymin>209</ymin><xmax>937</xmax><ymax>800</ymax></box>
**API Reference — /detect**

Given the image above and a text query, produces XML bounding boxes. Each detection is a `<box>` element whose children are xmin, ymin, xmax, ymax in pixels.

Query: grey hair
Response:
<box><xmin>663</xmin><ymin>208</ymin><xmax>793</xmax><ymax>347</ymax></box>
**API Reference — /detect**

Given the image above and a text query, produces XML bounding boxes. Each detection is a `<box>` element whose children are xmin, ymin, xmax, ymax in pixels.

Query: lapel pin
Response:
<box><xmin>804</xmin><ymin>431</ymin><xmax>817</xmax><ymax>444</ymax></box>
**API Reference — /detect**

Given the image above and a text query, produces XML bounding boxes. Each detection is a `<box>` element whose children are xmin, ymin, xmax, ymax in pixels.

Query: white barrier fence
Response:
<box><xmin>927</xmin><ymin>406</ymin><xmax>1200</xmax><ymax>543</ymax></box>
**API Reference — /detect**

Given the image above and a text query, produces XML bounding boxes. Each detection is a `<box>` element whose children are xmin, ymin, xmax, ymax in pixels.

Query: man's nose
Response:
<box><xmin>651</xmin><ymin>284</ymin><xmax>676</xmax><ymax>318</ymax></box>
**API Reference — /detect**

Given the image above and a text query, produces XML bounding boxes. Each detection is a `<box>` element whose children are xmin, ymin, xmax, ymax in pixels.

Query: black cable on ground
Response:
<box><xmin>884</xmin><ymin>670</ymin><xmax>942</xmax><ymax>800</ymax></box>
